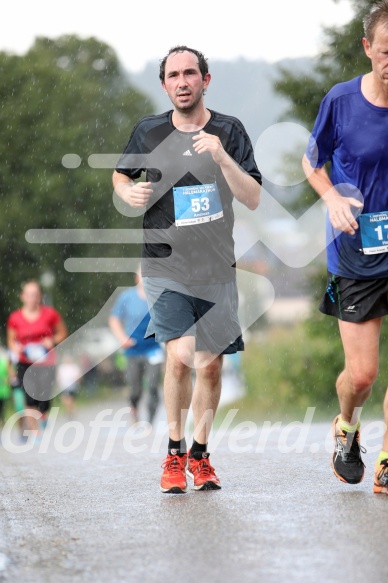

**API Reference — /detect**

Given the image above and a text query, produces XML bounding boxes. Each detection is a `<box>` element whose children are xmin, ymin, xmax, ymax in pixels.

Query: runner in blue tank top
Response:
<box><xmin>303</xmin><ymin>0</ymin><xmax>388</xmax><ymax>493</ymax></box>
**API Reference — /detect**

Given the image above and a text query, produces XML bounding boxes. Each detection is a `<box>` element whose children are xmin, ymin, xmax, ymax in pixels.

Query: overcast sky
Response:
<box><xmin>1</xmin><ymin>0</ymin><xmax>355</xmax><ymax>72</ymax></box>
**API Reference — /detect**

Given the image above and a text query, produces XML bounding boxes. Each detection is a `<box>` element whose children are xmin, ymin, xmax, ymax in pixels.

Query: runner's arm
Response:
<box><xmin>192</xmin><ymin>131</ymin><xmax>260</xmax><ymax>210</ymax></box>
<box><xmin>53</xmin><ymin>318</ymin><xmax>68</xmax><ymax>346</ymax></box>
<box><xmin>217</xmin><ymin>153</ymin><xmax>260</xmax><ymax>210</ymax></box>
<box><xmin>6</xmin><ymin>327</ymin><xmax>21</xmax><ymax>356</ymax></box>
<box><xmin>302</xmin><ymin>154</ymin><xmax>363</xmax><ymax>236</ymax></box>
<box><xmin>112</xmin><ymin>170</ymin><xmax>153</xmax><ymax>208</ymax></box>
<box><xmin>41</xmin><ymin>317</ymin><xmax>68</xmax><ymax>349</ymax></box>
<box><xmin>108</xmin><ymin>315</ymin><xmax>135</xmax><ymax>348</ymax></box>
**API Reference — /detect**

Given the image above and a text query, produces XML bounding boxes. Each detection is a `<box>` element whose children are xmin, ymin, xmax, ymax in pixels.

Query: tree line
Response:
<box><xmin>0</xmin><ymin>35</ymin><xmax>153</xmax><ymax>337</ymax></box>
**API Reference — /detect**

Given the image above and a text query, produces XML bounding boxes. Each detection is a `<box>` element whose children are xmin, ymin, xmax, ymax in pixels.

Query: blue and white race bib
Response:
<box><xmin>359</xmin><ymin>211</ymin><xmax>388</xmax><ymax>255</ymax></box>
<box><xmin>24</xmin><ymin>343</ymin><xmax>49</xmax><ymax>363</ymax></box>
<box><xmin>173</xmin><ymin>183</ymin><xmax>223</xmax><ymax>227</ymax></box>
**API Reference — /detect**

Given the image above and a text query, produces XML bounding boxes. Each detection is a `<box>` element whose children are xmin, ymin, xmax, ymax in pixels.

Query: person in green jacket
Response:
<box><xmin>0</xmin><ymin>347</ymin><xmax>11</xmax><ymax>427</ymax></box>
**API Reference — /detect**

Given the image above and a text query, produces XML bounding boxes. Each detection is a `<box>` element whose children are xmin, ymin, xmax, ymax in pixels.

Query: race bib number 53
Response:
<box><xmin>173</xmin><ymin>183</ymin><xmax>223</xmax><ymax>227</ymax></box>
<box><xmin>359</xmin><ymin>211</ymin><xmax>388</xmax><ymax>255</ymax></box>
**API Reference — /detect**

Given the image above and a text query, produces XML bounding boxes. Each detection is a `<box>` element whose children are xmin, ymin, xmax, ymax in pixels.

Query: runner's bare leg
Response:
<box><xmin>164</xmin><ymin>337</ymin><xmax>194</xmax><ymax>441</ymax></box>
<box><xmin>381</xmin><ymin>387</ymin><xmax>388</xmax><ymax>452</ymax></box>
<box><xmin>192</xmin><ymin>352</ymin><xmax>223</xmax><ymax>445</ymax></box>
<box><xmin>337</xmin><ymin>317</ymin><xmax>382</xmax><ymax>424</ymax></box>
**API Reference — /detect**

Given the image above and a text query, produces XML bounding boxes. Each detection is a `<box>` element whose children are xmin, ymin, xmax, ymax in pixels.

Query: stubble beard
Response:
<box><xmin>173</xmin><ymin>91</ymin><xmax>203</xmax><ymax>116</ymax></box>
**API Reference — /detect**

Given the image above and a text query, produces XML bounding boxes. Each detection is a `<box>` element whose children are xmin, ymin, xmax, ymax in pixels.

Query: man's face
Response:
<box><xmin>162</xmin><ymin>50</ymin><xmax>210</xmax><ymax>113</ymax></box>
<box><xmin>363</xmin><ymin>23</ymin><xmax>388</xmax><ymax>86</ymax></box>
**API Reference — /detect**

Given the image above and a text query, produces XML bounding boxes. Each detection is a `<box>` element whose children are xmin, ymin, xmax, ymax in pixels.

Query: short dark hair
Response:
<box><xmin>363</xmin><ymin>0</ymin><xmax>388</xmax><ymax>43</ymax></box>
<box><xmin>159</xmin><ymin>45</ymin><xmax>208</xmax><ymax>82</ymax></box>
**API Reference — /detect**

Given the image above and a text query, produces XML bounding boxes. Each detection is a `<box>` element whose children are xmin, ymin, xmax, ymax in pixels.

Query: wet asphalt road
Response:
<box><xmin>0</xmin><ymin>396</ymin><xmax>387</xmax><ymax>583</ymax></box>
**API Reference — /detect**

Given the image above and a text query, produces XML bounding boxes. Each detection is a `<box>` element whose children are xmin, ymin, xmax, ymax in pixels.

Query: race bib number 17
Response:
<box><xmin>173</xmin><ymin>183</ymin><xmax>223</xmax><ymax>227</ymax></box>
<box><xmin>359</xmin><ymin>211</ymin><xmax>388</xmax><ymax>255</ymax></box>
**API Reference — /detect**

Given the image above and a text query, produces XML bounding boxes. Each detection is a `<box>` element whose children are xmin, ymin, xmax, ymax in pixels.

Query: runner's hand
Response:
<box><xmin>325</xmin><ymin>194</ymin><xmax>363</xmax><ymax>235</ymax></box>
<box><xmin>192</xmin><ymin>131</ymin><xmax>226</xmax><ymax>164</ymax></box>
<box><xmin>41</xmin><ymin>337</ymin><xmax>55</xmax><ymax>350</ymax></box>
<box><xmin>117</xmin><ymin>182</ymin><xmax>153</xmax><ymax>208</ymax></box>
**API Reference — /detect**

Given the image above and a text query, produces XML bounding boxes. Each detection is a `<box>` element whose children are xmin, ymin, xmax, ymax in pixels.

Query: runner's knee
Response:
<box><xmin>346</xmin><ymin>367</ymin><xmax>378</xmax><ymax>394</ymax></box>
<box><xmin>196</xmin><ymin>358</ymin><xmax>222</xmax><ymax>385</ymax></box>
<box><xmin>166</xmin><ymin>351</ymin><xmax>192</xmax><ymax>381</ymax></box>
<box><xmin>166</xmin><ymin>338</ymin><xmax>194</xmax><ymax>372</ymax></box>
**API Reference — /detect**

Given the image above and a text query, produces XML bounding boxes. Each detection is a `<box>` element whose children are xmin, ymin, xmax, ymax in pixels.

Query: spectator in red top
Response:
<box><xmin>7</xmin><ymin>280</ymin><xmax>68</xmax><ymax>437</ymax></box>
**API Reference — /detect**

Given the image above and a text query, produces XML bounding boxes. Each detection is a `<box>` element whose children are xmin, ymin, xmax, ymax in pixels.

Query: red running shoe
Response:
<box><xmin>187</xmin><ymin>450</ymin><xmax>221</xmax><ymax>491</ymax></box>
<box><xmin>160</xmin><ymin>453</ymin><xmax>188</xmax><ymax>494</ymax></box>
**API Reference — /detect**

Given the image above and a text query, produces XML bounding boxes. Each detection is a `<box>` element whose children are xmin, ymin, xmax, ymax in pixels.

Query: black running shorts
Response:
<box><xmin>320</xmin><ymin>272</ymin><xmax>388</xmax><ymax>322</ymax></box>
<box><xmin>142</xmin><ymin>277</ymin><xmax>244</xmax><ymax>354</ymax></box>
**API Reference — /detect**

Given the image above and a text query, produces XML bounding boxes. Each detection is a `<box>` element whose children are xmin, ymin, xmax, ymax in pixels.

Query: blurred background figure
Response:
<box><xmin>79</xmin><ymin>352</ymin><xmax>98</xmax><ymax>395</ymax></box>
<box><xmin>0</xmin><ymin>347</ymin><xmax>12</xmax><ymax>440</ymax></box>
<box><xmin>221</xmin><ymin>352</ymin><xmax>245</xmax><ymax>405</ymax></box>
<box><xmin>57</xmin><ymin>354</ymin><xmax>82</xmax><ymax>419</ymax></box>
<box><xmin>8</xmin><ymin>353</ymin><xmax>27</xmax><ymax>442</ymax></box>
<box><xmin>109</xmin><ymin>267</ymin><xmax>164</xmax><ymax>424</ymax></box>
<box><xmin>6</xmin><ymin>280</ymin><xmax>68</xmax><ymax>440</ymax></box>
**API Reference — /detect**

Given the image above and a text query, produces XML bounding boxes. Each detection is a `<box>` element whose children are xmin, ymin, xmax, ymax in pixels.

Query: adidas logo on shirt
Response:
<box><xmin>182</xmin><ymin>150</ymin><xmax>192</xmax><ymax>156</ymax></box>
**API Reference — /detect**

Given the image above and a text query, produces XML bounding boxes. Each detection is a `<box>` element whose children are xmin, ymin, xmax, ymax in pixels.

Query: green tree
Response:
<box><xmin>276</xmin><ymin>0</ymin><xmax>373</xmax><ymax>210</ymax></box>
<box><xmin>0</xmin><ymin>35</ymin><xmax>153</xmax><ymax>336</ymax></box>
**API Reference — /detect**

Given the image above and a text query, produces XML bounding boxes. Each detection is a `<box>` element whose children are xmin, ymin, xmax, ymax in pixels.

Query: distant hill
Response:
<box><xmin>127</xmin><ymin>57</ymin><xmax>315</xmax><ymax>202</ymax></box>
<box><xmin>127</xmin><ymin>56</ymin><xmax>314</xmax><ymax>143</ymax></box>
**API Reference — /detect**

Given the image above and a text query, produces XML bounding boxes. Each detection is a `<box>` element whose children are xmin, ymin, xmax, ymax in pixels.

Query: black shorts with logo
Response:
<box><xmin>320</xmin><ymin>272</ymin><xmax>388</xmax><ymax>323</ymax></box>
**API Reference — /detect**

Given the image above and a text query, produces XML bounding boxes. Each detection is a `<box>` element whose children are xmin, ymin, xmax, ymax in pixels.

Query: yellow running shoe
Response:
<box><xmin>373</xmin><ymin>458</ymin><xmax>388</xmax><ymax>494</ymax></box>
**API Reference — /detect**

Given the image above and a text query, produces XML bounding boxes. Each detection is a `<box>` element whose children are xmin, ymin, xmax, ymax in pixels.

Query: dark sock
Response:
<box><xmin>190</xmin><ymin>439</ymin><xmax>207</xmax><ymax>457</ymax></box>
<box><xmin>168</xmin><ymin>437</ymin><xmax>187</xmax><ymax>456</ymax></box>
